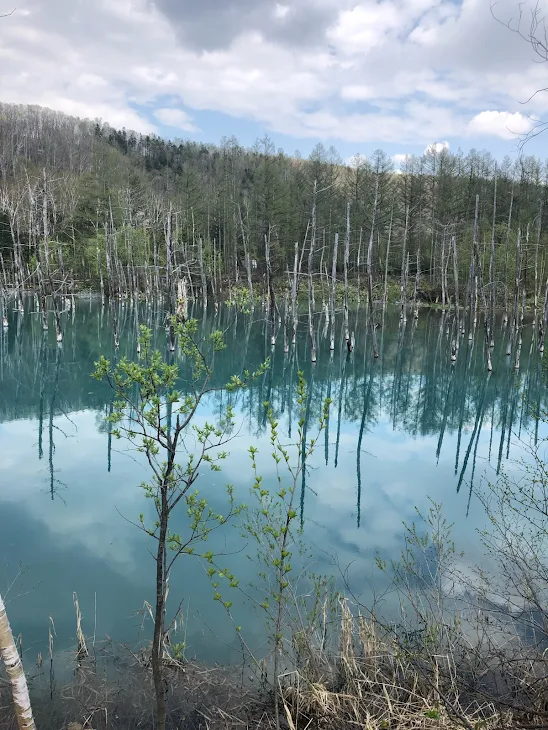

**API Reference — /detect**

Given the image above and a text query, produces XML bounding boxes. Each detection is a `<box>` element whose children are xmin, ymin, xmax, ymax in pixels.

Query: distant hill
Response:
<box><xmin>0</xmin><ymin>101</ymin><xmax>546</xmax><ymax>306</ymax></box>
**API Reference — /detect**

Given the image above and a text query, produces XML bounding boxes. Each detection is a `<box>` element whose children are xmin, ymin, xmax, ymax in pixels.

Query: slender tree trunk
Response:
<box><xmin>467</xmin><ymin>259</ymin><xmax>475</xmax><ymax>341</ymax></box>
<box><xmin>283</xmin><ymin>288</ymin><xmax>290</xmax><ymax>353</ymax></box>
<box><xmin>0</xmin><ymin>593</ymin><xmax>36</xmax><ymax>730</ymax></box>
<box><xmin>366</xmin><ymin>180</ymin><xmax>379</xmax><ymax>358</ymax></box>
<box><xmin>198</xmin><ymin>237</ymin><xmax>208</xmax><ymax>309</ymax></box>
<box><xmin>97</xmin><ymin>238</ymin><xmax>104</xmax><ymax>304</ymax></box>
<box><xmin>512</xmin><ymin>229</ymin><xmax>522</xmax><ymax>333</ymax></box>
<box><xmin>383</xmin><ymin>208</ymin><xmax>393</xmax><ymax>310</ymax></box>
<box><xmin>503</xmin><ymin>188</ymin><xmax>514</xmax><ymax>326</ymax></box>
<box><xmin>104</xmin><ymin>223</ymin><xmax>113</xmax><ymax>299</ymax></box>
<box><xmin>265</xmin><ymin>230</ymin><xmax>276</xmax><ymax>346</ymax></box>
<box><xmin>165</xmin><ymin>208</ymin><xmax>176</xmax><ymax>352</ymax></box>
<box><xmin>451</xmin><ymin>235</ymin><xmax>460</xmax><ymax>332</ymax></box>
<box><xmin>441</xmin><ymin>232</ymin><xmax>446</xmax><ymax>311</ymax></box>
<box><xmin>343</xmin><ymin>201</ymin><xmax>351</xmax><ymax>346</ymax></box>
<box><xmin>176</xmin><ymin>277</ymin><xmax>188</xmax><ymax>322</ymax></box>
<box><xmin>291</xmin><ymin>240</ymin><xmax>299</xmax><ymax>344</ymax></box>
<box><xmin>308</xmin><ymin>182</ymin><xmax>318</xmax><ymax>362</ymax></box>
<box><xmin>212</xmin><ymin>237</ymin><xmax>218</xmax><ymax>306</ymax></box>
<box><xmin>329</xmin><ymin>231</ymin><xmax>339</xmax><ymax>351</ymax></box>
<box><xmin>37</xmin><ymin>262</ymin><xmax>48</xmax><ymax>330</ymax></box>
<box><xmin>515</xmin><ymin>284</ymin><xmax>525</xmax><ymax>370</ymax></box>
<box><xmin>489</xmin><ymin>171</ymin><xmax>497</xmax><ymax>347</ymax></box>
<box><xmin>151</xmin><ymin>489</ymin><xmax>168</xmax><ymax>730</ymax></box>
<box><xmin>413</xmin><ymin>248</ymin><xmax>420</xmax><ymax>320</ymax></box>
<box><xmin>534</xmin><ymin>203</ymin><xmax>542</xmax><ymax>318</ymax></box>
<box><xmin>356</xmin><ymin>227</ymin><xmax>362</xmax><ymax>308</ymax></box>
<box><xmin>471</xmin><ymin>195</ymin><xmax>492</xmax><ymax>371</ymax></box>
<box><xmin>238</xmin><ymin>205</ymin><xmax>254</xmax><ymax>309</ymax></box>
<box><xmin>400</xmin><ymin>206</ymin><xmax>409</xmax><ymax>322</ymax></box>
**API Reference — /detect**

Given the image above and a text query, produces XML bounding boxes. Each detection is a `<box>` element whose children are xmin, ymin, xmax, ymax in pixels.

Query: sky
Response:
<box><xmin>1</xmin><ymin>0</ymin><xmax>547</xmax><ymax>163</ymax></box>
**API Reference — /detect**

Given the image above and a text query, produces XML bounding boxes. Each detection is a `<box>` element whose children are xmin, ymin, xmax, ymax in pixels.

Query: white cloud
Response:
<box><xmin>41</xmin><ymin>98</ymin><xmax>156</xmax><ymax>133</ymax></box>
<box><xmin>274</xmin><ymin>3</ymin><xmax>291</xmax><ymax>19</ymax></box>
<box><xmin>392</xmin><ymin>153</ymin><xmax>409</xmax><ymax>172</ymax></box>
<box><xmin>327</xmin><ymin>2</ymin><xmax>403</xmax><ymax>52</ymax></box>
<box><xmin>341</xmin><ymin>85</ymin><xmax>375</xmax><ymax>101</ymax></box>
<box><xmin>154</xmin><ymin>107</ymin><xmax>199</xmax><ymax>132</ymax></box>
<box><xmin>424</xmin><ymin>141</ymin><xmax>450</xmax><ymax>154</ymax></box>
<box><xmin>467</xmin><ymin>110</ymin><xmax>535</xmax><ymax>139</ymax></box>
<box><xmin>0</xmin><ymin>0</ymin><xmax>542</xmax><ymax>146</ymax></box>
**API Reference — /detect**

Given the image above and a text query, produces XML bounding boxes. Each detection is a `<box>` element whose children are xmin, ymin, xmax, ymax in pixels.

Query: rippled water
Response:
<box><xmin>0</xmin><ymin>299</ymin><xmax>545</xmax><ymax>665</ymax></box>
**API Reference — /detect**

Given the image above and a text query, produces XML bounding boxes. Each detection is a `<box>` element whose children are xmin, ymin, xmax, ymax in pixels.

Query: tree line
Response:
<box><xmin>1</xmin><ymin>101</ymin><xmax>548</xmax><ymax>366</ymax></box>
<box><xmin>0</xmin><ymin>102</ymin><xmax>547</xmax><ymax>299</ymax></box>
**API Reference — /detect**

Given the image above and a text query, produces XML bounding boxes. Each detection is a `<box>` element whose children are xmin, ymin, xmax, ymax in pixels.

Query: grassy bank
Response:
<box><xmin>1</xmin><ymin>600</ymin><xmax>538</xmax><ymax>730</ymax></box>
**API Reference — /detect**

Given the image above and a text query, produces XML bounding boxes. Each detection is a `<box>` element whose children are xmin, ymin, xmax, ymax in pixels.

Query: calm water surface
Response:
<box><xmin>0</xmin><ymin>300</ymin><xmax>545</xmax><ymax>664</ymax></box>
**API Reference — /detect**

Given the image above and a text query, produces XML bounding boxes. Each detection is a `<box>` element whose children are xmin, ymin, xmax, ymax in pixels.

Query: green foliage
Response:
<box><xmin>92</xmin><ymin>316</ymin><xmax>267</xmax><ymax>673</ymax></box>
<box><xmin>227</xmin><ymin>286</ymin><xmax>252</xmax><ymax>313</ymax></box>
<box><xmin>241</xmin><ymin>371</ymin><xmax>335</xmax><ymax>691</ymax></box>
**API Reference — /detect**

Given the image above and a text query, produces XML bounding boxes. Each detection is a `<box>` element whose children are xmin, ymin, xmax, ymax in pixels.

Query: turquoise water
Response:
<box><xmin>0</xmin><ymin>299</ymin><xmax>545</xmax><ymax>665</ymax></box>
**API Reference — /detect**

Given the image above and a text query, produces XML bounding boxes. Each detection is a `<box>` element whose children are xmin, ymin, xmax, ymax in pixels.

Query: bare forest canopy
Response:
<box><xmin>1</xmin><ymin>101</ymin><xmax>548</xmax><ymax>308</ymax></box>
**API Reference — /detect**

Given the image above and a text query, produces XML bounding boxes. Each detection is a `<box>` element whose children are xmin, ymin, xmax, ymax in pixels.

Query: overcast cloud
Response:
<box><xmin>0</xmin><ymin>0</ymin><xmax>545</xmax><ymax>153</ymax></box>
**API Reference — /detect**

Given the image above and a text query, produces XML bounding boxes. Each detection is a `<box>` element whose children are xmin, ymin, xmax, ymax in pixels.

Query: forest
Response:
<box><xmin>1</xmin><ymin>101</ymin><xmax>548</xmax><ymax>307</ymax></box>
<box><xmin>2</xmin><ymin>101</ymin><xmax>548</xmax><ymax>365</ymax></box>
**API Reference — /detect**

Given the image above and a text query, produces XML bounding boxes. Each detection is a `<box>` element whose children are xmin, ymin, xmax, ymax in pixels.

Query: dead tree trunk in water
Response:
<box><xmin>451</xmin><ymin>235</ymin><xmax>461</xmax><ymax>358</ymax></box>
<box><xmin>534</xmin><ymin>203</ymin><xmax>542</xmax><ymax>320</ymax></box>
<box><xmin>238</xmin><ymin>204</ymin><xmax>254</xmax><ymax>309</ymax></box>
<box><xmin>515</xmin><ymin>280</ymin><xmax>525</xmax><ymax>370</ymax></box>
<box><xmin>488</xmin><ymin>171</ymin><xmax>497</xmax><ymax>347</ymax></box>
<box><xmin>265</xmin><ymin>229</ymin><xmax>276</xmax><ymax>346</ymax></box>
<box><xmin>413</xmin><ymin>248</ymin><xmax>420</xmax><ymax>320</ymax></box>
<box><xmin>329</xmin><ymin>232</ymin><xmax>338</xmax><ymax>351</ymax></box>
<box><xmin>441</xmin><ymin>232</ymin><xmax>447</xmax><ymax>311</ymax></box>
<box><xmin>283</xmin><ymin>288</ymin><xmax>290</xmax><ymax>353</ymax></box>
<box><xmin>36</xmin><ymin>261</ymin><xmax>48</xmax><ymax>330</ymax></box>
<box><xmin>198</xmin><ymin>236</ymin><xmax>208</xmax><ymax>309</ymax></box>
<box><xmin>400</xmin><ymin>206</ymin><xmax>409</xmax><ymax>323</ymax></box>
<box><xmin>343</xmin><ymin>201</ymin><xmax>351</xmax><ymax>347</ymax></box>
<box><xmin>176</xmin><ymin>277</ymin><xmax>188</xmax><ymax>322</ymax></box>
<box><xmin>165</xmin><ymin>207</ymin><xmax>175</xmax><ymax>352</ymax></box>
<box><xmin>356</xmin><ymin>228</ymin><xmax>362</xmax><ymax>308</ymax></box>
<box><xmin>507</xmin><ymin>228</ymin><xmax>522</xmax><ymax>357</ymax></box>
<box><xmin>467</xmin><ymin>256</ymin><xmax>476</xmax><ymax>341</ymax></box>
<box><xmin>383</xmin><ymin>208</ymin><xmax>393</xmax><ymax>310</ymax></box>
<box><xmin>291</xmin><ymin>239</ymin><xmax>299</xmax><ymax>344</ymax></box>
<box><xmin>308</xmin><ymin>182</ymin><xmax>318</xmax><ymax>362</ymax></box>
<box><xmin>42</xmin><ymin>170</ymin><xmax>63</xmax><ymax>343</ymax></box>
<box><xmin>471</xmin><ymin>195</ymin><xmax>493</xmax><ymax>372</ymax></box>
<box><xmin>503</xmin><ymin>188</ymin><xmax>514</xmax><ymax>326</ymax></box>
<box><xmin>451</xmin><ymin>235</ymin><xmax>461</xmax><ymax>331</ymax></box>
<box><xmin>366</xmin><ymin>180</ymin><xmax>379</xmax><ymax>358</ymax></box>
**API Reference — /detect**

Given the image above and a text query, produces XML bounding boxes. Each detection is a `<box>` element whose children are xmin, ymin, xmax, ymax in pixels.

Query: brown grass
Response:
<box><xmin>1</xmin><ymin>600</ymin><xmax>546</xmax><ymax>729</ymax></box>
<box><xmin>280</xmin><ymin>600</ymin><xmax>510</xmax><ymax>730</ymax></box>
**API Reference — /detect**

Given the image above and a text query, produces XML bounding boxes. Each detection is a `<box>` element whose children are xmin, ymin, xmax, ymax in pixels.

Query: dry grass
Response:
<box><xmin>280</xmin><ymin>600</ymin><xmax>511</xmax><ymax>730</ymax></box>
<box><xmin>1</xmin><ymin>601</ymin><xmax>547</xmax><ymax>729</ymax></box>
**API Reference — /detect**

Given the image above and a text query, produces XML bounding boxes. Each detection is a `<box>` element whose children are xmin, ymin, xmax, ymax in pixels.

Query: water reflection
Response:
<box><xmin>0</xmin><ymin>299</ymin><xmax>545</xmax><ymax>662</ymax></box>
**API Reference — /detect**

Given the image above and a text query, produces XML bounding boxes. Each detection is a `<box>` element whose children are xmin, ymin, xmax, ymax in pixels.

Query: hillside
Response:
<box><xmin>0</xmin><ymin>101</ymin><xmax>547</xmax><ymax>307</ymax></box>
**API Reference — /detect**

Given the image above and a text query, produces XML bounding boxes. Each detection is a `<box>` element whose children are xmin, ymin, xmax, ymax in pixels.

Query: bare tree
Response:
<box><xmin>492</xmin><ymin>0</ymin><xmax>548</xmax><ymax>144</ymax></box>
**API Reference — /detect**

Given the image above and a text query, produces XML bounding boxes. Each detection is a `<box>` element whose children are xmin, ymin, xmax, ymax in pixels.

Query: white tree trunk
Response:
<box><xmin>0</xmin><ymin>594</ymin><xmax>36</xmax><ymax>730</ymax></box>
